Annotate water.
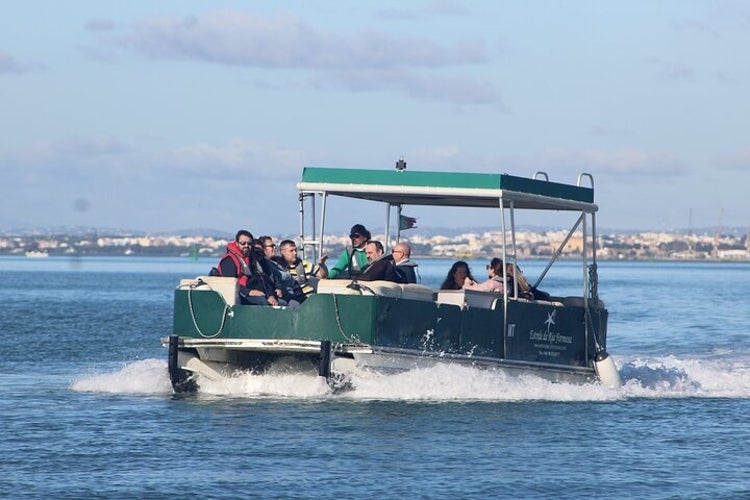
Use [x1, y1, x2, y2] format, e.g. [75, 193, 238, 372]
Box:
[2, 256, 749, 498]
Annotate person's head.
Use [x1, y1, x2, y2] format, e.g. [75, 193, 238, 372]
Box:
[507, 262, 530, 291]
[349, 224, 371, 249]
[279, 239, 298, 265]
[391, 242, 411, 262]
[365, 240, 384, 262]
[235, 230, 254, 256]
[450, 260, 473, 283]
[486, 257, 504, 278]
[258, 236, 276, 258]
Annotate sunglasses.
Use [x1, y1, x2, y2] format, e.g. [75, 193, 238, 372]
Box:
[350, 234, 363, 239]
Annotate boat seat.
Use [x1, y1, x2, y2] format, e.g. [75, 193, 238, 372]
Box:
[178, 276, 238, 306]
[316, 279, 402, 298]
[436, 289, 503, 310]
[399, 283, 435, 302]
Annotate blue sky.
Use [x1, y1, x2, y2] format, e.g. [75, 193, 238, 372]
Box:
[2, 1, 748, 235]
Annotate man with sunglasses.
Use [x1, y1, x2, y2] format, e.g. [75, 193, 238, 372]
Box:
[216, 230, 279, 306]
[328, 224, 371, 279]
[390, 242, 418, 283]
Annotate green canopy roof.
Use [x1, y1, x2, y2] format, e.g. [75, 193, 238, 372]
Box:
[297, 167, 597, 212]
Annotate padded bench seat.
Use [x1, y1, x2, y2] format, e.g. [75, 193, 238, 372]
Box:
[178, 276, 238, 306]
[316, 279, 435, 302]
[436, 289, 502, 310]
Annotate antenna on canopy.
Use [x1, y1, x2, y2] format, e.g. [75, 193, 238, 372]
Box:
[395, 156, 407, 172]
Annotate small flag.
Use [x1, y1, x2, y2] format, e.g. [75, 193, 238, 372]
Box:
[399, 215, 417, 230]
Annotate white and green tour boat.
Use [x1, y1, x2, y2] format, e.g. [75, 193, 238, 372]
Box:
[166, 164, 622, 392]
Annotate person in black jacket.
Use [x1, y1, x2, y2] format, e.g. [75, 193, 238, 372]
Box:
[357, 240, 400, 282]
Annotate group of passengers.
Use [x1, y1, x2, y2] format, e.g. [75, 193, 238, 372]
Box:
[440, 258, 536, 299]
[328, 224, 418, 284]
[213, 230, 325, 306]
[214, 223, 419, 306]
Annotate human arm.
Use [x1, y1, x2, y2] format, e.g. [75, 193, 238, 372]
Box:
[327, 250, 350, 279]
[464, 278, 504, 292]
[219, 256, 238, 277]
[312, 255, 329, 278]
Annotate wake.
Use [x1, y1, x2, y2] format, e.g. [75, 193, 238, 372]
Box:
[70, 351, 750, 401]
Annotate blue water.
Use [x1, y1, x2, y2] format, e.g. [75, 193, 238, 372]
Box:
[2, 256, 749, 499]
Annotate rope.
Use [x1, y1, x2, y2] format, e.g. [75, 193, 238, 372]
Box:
[186, 279, 231, 339]
[331, 284, 361, 344]
[585, 263, 605, 353]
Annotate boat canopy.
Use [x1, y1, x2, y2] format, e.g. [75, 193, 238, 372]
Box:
[297, 167, 597, 212]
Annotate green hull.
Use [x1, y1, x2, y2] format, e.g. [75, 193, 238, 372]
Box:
[171, 284, 607, 384]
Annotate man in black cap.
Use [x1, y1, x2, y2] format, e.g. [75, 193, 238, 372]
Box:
[328, 223, 371, 279]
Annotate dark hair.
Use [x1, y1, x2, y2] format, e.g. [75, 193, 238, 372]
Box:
[279, 239, 296, 250]
[258, 236, 273, 246]
[349, 223, 371, 240]
[488, 257, 504, 275]
[440, 260, 474, 290]
[235, 229, 253, 242]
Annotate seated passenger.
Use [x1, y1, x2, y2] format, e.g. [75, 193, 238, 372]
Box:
[464, 257, 506, 293]
[390, 242, 419, 283]
[506, 262, 544, 300]
[440, 260, 477, 290]
[358, 240, 400, 282]
[257, 236, 286, 301]
[215, 230, 279, 306]
[328, 224, 370, 279]
[267, 259, 306, 307]
[272, 240, 328, 298]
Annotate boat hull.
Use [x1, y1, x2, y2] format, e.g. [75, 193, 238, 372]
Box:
[167, 279, 611, 391]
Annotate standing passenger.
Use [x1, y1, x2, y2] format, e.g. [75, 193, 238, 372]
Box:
[328, 224, 370, 279]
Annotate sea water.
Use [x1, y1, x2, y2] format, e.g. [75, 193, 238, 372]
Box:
[1, 256, 749, 499]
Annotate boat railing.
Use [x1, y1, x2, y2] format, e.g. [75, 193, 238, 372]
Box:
[577, 172, 594, 188]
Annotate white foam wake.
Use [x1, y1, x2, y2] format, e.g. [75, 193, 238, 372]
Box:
[70, 359, 173, 395]
[617, 353, 750, 399]
[69, 353, 750, 401]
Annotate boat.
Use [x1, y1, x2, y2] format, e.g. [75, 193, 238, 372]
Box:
[25, 250, 49, 258]
[165, 163, 622, 392]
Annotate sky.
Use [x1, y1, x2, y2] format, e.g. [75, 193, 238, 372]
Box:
[2, 1, 749, 235]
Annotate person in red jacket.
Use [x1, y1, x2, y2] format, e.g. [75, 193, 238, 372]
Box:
[217, 230, 278, 306]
